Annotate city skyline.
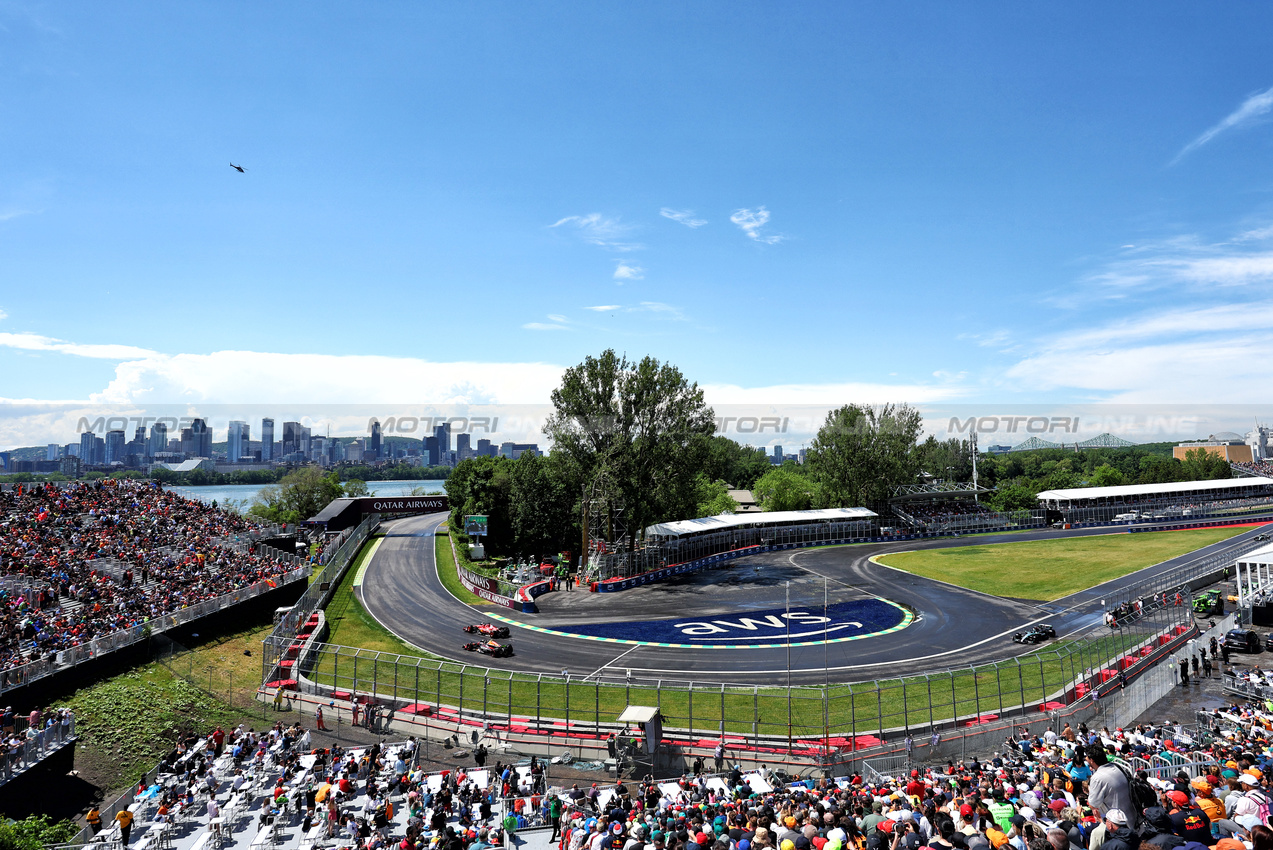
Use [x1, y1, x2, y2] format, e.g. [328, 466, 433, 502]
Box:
[2, 4, 1273, 425]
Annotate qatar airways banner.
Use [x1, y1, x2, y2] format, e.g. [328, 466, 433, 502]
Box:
[355, 496, 448, 515]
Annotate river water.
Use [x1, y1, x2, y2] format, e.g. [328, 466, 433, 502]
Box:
[169, 479, 446, 508]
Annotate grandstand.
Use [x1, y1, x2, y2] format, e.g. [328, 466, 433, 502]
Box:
[0, 479, 300, 689]
[888, 482, 1010, 532]
[644, 507, 877, 552]
[1233, 459, 1273, 478]
[1036, 476, 1273, 524]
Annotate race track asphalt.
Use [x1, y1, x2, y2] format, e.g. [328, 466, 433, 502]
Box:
[357, 513, 1271, 687]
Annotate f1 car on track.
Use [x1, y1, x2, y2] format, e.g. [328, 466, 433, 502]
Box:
[463, 623, 511, 639]
[1012, 624, 1056, 644]
[463, 640, 514, 657]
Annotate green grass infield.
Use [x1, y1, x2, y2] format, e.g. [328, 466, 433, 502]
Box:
[875, 526, 1245, 601]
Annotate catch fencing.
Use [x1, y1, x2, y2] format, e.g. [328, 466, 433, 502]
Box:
[263, 591, 1197, 767]
[265, 515, 380, 645]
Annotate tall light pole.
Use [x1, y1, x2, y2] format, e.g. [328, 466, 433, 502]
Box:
[823, 576, 829, 757]
[786, 581, 792, 754]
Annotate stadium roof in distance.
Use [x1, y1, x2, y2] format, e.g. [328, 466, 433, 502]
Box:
[1036, 476, 1273, 504]
[646, 507, 877, 539]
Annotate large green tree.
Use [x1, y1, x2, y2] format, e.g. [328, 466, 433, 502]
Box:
[693, 475, 738, 518]
[806, 403, 924, 508]
[701, 436, 772, 489]
[249, 468, 346, 525]
[545, 350, 716, 546]
[752, 466, 816, 511]
[445, 456, 514, 554]
[509, 453, 576, 558]
[915, 436, 975, 482]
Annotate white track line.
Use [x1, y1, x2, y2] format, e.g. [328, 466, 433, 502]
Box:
[582, 644, 644, 681]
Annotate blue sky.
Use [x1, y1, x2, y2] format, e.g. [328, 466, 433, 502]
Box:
[3, 2, 1273, 444]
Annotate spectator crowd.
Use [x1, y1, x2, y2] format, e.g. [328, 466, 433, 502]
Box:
[542, 710, 1273, 850]
[0, 479, 295, 674]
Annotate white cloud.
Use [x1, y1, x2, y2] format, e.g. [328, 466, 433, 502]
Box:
[729, 207, 783, 244]
[1237, 224, 1273, 242]
[0, 331, 159, 360]
[636, 301, 684, 320]
[613, 262, 644, 281]
[522, 322, 569, 332]
[547, 314, 568, 323]
[1003, 301, 1273, 402]
[0, 309, 7, 321]
[550, 213, 642, 251]
[0, 210, 35, 223]
[659, 207, 707, 228]
[92, 350, 567, 405]
[579, 302, 686, 320]
[1073, 227, 1273, 298]
[958, 329, 1015, 350]
[703, 379, 965, 405]
[1174, 84, 1273, 164]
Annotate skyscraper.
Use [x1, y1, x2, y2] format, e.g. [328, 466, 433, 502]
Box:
[434, 423, 451, 466]
[370, 419, 382, 460]
[104, 430, 127, 464]
[228, 421, 249, 462]
[149, 422, 168, 457]
[190, 418, 212, 458]
[424, 435, 439, 466]
[456, 433, 470, 461]
[282, 421, 302, 457]
[261, 418, 274, 461]
[46, 444, 60, 461]
[81, 431, 101, 464]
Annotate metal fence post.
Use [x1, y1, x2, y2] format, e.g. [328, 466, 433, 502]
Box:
[688, 682, 694, 742]
[876, 684, 883, 738]
[919, 673, 931, 729]
[1017, 658, 1025, 715]
[971, 666, 980, 717]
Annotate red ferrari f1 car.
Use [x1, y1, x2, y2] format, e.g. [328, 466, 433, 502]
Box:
[463, 623, 511, 639]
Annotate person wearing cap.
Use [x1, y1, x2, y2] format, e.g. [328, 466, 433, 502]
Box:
[1162, 791, 1211, 846]
[1096, 809, 1134, 850]
[1191, 779, 1224, 827]
[1232, 776, 1268, 830]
